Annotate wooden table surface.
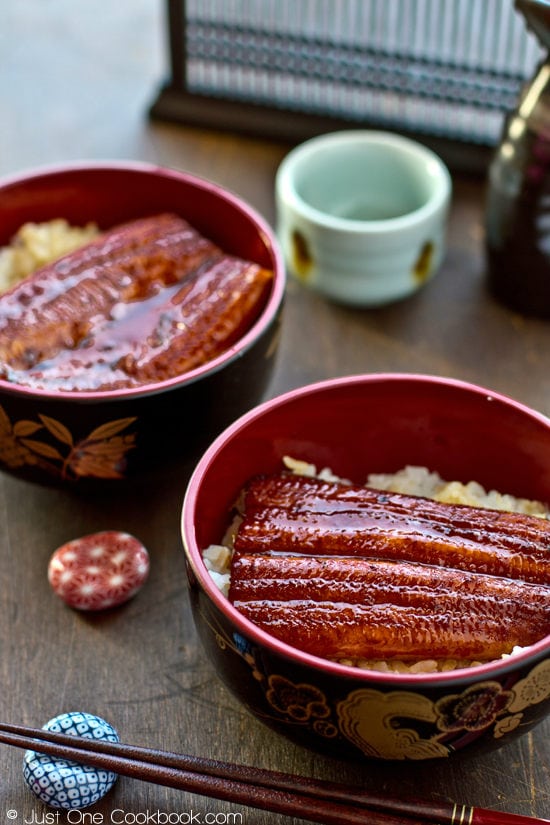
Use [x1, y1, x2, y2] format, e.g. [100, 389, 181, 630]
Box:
[1, 2, 549, 823]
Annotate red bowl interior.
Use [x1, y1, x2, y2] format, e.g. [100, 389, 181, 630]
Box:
[182, 373, 550, 680]
[0, 161, 285, 400]
[187, 373, 550, 547]
[0, 161, 275, 265]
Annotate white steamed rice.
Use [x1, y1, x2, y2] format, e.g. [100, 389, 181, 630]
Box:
[0, 219, 99, 293]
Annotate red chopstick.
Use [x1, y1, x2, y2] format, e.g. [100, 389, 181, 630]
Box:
[0, 723, 547, 825]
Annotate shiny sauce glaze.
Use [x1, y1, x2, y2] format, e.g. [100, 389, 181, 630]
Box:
[229, 472, 550, 662]
[0, 213, 273, 391]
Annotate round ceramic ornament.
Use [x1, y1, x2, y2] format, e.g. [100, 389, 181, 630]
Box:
[23, 711, 119, 809]
[48, 530, 149, 610]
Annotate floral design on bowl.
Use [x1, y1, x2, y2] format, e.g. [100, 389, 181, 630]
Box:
[0, 406, 137, 480]
[0, 161, 285, 485]
[199, 595, 550, 760]
[183, 374, 550, 761]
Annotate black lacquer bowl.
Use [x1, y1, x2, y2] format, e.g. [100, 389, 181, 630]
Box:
[0, 162, 285, 485]
[182, 373, 550, 761]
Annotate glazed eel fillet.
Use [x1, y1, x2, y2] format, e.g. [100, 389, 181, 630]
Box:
[0, 213, 273, 391]
[230, 472, 550, 661]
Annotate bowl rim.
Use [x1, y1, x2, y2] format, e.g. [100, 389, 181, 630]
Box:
[275, 130, 452, 234]
[181, 372, 550, 687]
[0, 159, 285, 402]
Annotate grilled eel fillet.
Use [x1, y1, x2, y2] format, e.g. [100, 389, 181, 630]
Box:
[230, 553, 550, 660]
[229, 472, 550, 661]
[235, 473, 550, 584]
[0, 213, 273, 391]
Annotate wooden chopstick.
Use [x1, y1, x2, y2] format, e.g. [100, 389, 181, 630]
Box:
[0, 723, 548, 825]
[0, 724, 416, 825]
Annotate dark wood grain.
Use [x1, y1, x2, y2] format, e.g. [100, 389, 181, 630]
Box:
[0, 3, 549, 824]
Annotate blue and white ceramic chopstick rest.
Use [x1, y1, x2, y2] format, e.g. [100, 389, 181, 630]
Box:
[23, 711, 119, 809]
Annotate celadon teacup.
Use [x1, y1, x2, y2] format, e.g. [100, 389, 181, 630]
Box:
[275, 130, 452, 306]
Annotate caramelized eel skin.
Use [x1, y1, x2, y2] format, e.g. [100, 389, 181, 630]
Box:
[0, 213, 273, 391]
[235, 473, 550, 584]
[230, 552, 550, 660]
[229, 473, 550, 661]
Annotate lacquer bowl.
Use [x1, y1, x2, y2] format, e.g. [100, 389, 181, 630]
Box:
[0, 162, 285, 485]
[181, 373, 550, 761]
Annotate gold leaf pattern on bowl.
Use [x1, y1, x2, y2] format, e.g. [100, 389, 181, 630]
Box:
[0, 405, 137, 480]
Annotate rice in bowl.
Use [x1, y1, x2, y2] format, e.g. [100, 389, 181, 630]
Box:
[0, 219, 99, 293]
